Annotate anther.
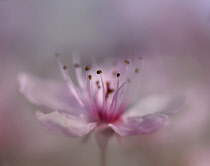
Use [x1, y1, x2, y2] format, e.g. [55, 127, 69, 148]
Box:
[117, 73, 120, 77]
[97, 70, 102, 74]
[105, 82, 115, 99]
[108, 89, 114, 94]
[88, 75, 92, 80]
[74, 64, 80, 68]
[135, 68, 140, 73]
[125, 60, 130, 64]
[85, 66, 91, 71]
[63, 65, 68, 70]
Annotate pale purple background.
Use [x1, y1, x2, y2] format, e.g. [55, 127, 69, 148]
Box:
[0, 0, 210, 166]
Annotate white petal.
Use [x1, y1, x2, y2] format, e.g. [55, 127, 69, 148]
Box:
[18, 73, 84, 115]
[109, 114, 169, 136]
[36, 111, 96, 138]
[124, 95, 185, 118]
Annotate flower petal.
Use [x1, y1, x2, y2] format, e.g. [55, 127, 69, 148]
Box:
[108, 114, 168, 136]
[124, 95, 185, 117]
[36, 111, 96, 138]
[18, 73, 84, 115]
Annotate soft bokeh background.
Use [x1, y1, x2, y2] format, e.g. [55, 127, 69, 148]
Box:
[0, 0, 210, 166]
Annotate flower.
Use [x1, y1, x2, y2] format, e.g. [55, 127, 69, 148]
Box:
[18, 55, 184, 147]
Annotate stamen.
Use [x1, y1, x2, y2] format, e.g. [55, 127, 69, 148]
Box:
[109, 82, 126, 115]
[56, 56, 84, 106]
[85, 66, 91, 71]
[108, 72, 120, 114]
[72, 54, 84, 88]
[96, 81, 101, 89]
[97, 70, 102, 74]
[124, 60, 130, 64]
[124, 59, 130, 73]
[98, 72, 106, 111]
[105, 82, 114, 99]
[135, 68, 140, 73]
[117, 73, 120, 77]
[63, 65, 68, 70]
[88, 75, 92, 80]
[86, 71, 99, 121]
[108, 89, 114, 94]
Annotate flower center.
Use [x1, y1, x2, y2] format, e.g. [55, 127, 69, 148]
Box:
[85, 68, 126, 123]
[56, 54, 142, 123]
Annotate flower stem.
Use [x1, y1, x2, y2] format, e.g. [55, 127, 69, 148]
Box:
[100, 147, 107, 166]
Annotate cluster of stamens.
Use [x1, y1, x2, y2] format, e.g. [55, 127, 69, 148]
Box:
[65, 58, 140, 103]
[56, 53, 142, 123]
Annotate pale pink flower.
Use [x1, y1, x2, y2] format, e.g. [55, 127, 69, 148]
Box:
[18, 55, 183, 147]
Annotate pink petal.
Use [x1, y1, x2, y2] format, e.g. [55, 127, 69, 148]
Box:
[18, 73, 84, 115]
[108, 114, 169, 136]
[36, 111, 96, 138]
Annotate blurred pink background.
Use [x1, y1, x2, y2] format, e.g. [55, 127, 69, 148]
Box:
[0, 0, 210, 166]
